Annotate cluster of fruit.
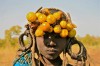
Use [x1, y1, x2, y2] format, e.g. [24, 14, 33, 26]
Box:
[26, 8, 77, 38]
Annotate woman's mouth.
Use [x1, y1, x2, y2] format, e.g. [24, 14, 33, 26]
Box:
[47, 48, 58, 54]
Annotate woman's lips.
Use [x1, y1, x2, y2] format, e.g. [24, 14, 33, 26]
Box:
[47, 48, 58, 54]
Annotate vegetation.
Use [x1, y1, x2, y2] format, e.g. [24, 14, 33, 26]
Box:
[0, 25, 21, 47]
[76, 34, 100, 46]
[0, 25, 100, 48]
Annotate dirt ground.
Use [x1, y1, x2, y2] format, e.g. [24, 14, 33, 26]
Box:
[0, 45, 100, 66]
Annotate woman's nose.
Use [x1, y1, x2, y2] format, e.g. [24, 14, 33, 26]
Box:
[49, 41, 56, 46]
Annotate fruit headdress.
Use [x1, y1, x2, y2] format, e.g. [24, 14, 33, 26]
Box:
[26, 7, 77, 38]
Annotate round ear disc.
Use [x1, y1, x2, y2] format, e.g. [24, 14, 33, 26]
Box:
[19, 29, 33, 51]
[67, 38, 87, 61]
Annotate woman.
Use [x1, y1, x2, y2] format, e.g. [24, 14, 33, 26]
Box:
[35, 32, 69, 66]
[13, 7, 87, 66]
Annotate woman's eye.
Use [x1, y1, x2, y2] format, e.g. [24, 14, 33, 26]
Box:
[54, 35, 61, 38]
[44, 35, 49, 39]
[44, 40, 48, 44]
[44, 39, 51, 45]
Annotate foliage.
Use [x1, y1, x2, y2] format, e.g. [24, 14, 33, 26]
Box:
[0, 25, 22, 47]
[76, 34, 100, 46]
[0, 25, 100, 48]
[0, 39, 5, 47]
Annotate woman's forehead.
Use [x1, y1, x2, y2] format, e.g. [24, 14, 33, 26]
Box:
[44, 32, 61, 38]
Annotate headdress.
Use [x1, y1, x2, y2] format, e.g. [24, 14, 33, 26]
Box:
[26, 7, 77, 38]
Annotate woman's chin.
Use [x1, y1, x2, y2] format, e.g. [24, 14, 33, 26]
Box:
[45, 54, 58, 60]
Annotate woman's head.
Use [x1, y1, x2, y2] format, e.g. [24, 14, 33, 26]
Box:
[27, 7, 77, 60]
[36, 33, 68, 60]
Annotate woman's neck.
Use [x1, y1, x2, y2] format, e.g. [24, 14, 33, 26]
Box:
[40, 55, 62, 66]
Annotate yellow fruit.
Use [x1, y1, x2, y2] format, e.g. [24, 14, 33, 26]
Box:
[48, 26, 53, 33]
[47, 14, 56, 24]
[35, 29, 44, 37]
[42, 8, 50, 15]
[53, 11, 62, 20]
[36, 12, 42, 17]
[60, 29, 68, 38]
[58, 11, 63, 14]
[26, 12, 37, 22]
[38, 14, 47, 23]
[66, 23, 74, 31]
[38, 22, 50, 31]
[54, 25, 61, 33]
[60, 20, 67, 28]
[68, 29, 76, 37]
[72, 23, 77, 28]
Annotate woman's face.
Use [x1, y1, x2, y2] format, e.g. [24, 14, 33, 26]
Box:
[36, 33, 67, 60]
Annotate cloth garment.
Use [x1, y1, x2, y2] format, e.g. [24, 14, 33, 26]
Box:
[13, 50, 32, 66]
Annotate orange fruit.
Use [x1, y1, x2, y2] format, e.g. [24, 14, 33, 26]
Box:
[60, 29, 68, 38]
[38, 22, 50, 31]
[38, 14, 47, 23]
[26, 12, 37, 22]
[60, 20, 67, 28]
[58, 11, 63, 14]
[53, 11, 62, 20]
[72, 23, 77, 28]
[36, 12, 42, 17]
[68, 29, 76, 37]
[54, 25, 61, 33]
[66, 23, 74, 31]
[42, 8, 50, 15]
[35, 29, 44, 37]
[47, 14, 56, 24]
